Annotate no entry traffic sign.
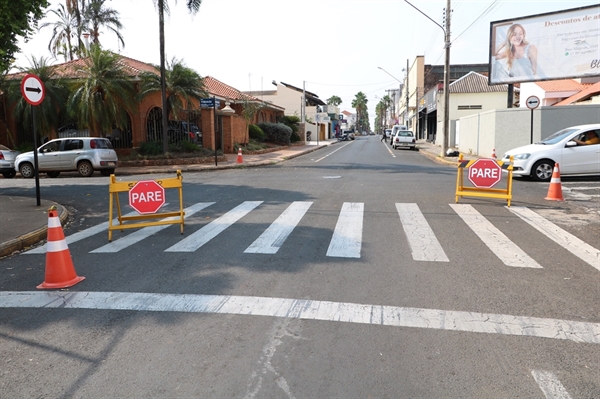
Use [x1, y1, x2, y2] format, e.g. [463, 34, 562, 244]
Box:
[129, 180, 166, 214]
[468, 158, 502, 188]
[20, 74, 45, 106]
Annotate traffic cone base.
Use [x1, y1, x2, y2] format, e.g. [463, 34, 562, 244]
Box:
[545, 163, 564, 201]
[38, 207, 85, 289]
[236, 148, 243, 164]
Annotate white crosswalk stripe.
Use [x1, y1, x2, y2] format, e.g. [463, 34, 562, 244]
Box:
[509, 206, 600, 271]
[396, 203, 449, 262]
[90, 202, 215, 253]
[326, 202, 364, 258]
[531, 370, 573, 399]
[23, 210, 141, 254]
[450, 204, 543, 268]
[244, 201, 313, 254]
[164, 201, 263, 253]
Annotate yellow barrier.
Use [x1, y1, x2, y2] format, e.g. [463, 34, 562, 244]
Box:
[107, 170, 185, 241]
[455, 155, 514, 206]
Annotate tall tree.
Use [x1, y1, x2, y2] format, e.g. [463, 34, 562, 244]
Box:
[65, 0, 87, 56]
[0, 0, 49, 75]
[85, 0, 124, 48]
[39, 3, 78, 61]
[154, 0, 204, 153]
[138, 57, 207, 121]
[67, 45, 136, 136]
[326, 95, 342, 106]
[351, 91, 368, 132]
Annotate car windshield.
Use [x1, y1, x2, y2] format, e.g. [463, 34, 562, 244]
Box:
[539, 128, 579, 145]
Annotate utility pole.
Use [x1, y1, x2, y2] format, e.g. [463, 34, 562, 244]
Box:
[441, 0, 451, 157]
[405, 59, 409, 128]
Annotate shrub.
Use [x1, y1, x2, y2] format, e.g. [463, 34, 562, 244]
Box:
[171, 140, 201, 153]
[249, 124, 266, 141]
[257, 122, 292, 144]
[279, 115, 300, 135]
[138, 141, 163, 156]
[15, 142, 34, 152]
[290, 132, 301, 142]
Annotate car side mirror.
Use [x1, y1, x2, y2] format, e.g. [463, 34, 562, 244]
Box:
[566, 140, 577, 147]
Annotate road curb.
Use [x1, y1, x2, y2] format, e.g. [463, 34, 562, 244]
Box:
[0, 204, 68, 258]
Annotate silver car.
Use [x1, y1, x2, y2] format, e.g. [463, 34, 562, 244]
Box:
[14, 137, 118, 178]
[0, 145, 20, 178]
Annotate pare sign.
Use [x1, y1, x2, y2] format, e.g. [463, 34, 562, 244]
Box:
[468, 159, 502, 188]
[128, 180, 166, 214]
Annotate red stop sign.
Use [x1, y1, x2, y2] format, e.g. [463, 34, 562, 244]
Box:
[129, 180, 165, 214]
[468, 159, 502, 188]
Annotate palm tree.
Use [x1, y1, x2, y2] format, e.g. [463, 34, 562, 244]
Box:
[85, 0, 125, 48]
[3, 56, 69, 143]
[138, 57, 208, 120]
[154, 0, 204, 153]
[67, 45, 136, 137]
[326, 95, 342, 106]
[65, 0, 88, 58]
[39, 3, 78, 62]
[351, 91, 368, 132]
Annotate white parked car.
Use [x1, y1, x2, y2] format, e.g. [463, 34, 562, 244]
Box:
[502, 124, 600, 181]
[14, 137, 118, 178]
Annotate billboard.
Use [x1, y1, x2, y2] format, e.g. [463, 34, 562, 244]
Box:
[489, 5, 600, 85]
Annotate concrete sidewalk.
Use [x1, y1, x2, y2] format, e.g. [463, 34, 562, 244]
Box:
[0, 137, 473, 258]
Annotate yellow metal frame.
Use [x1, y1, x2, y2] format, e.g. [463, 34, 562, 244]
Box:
[107, 170, 185, 241]
[455, 155, 514, 206]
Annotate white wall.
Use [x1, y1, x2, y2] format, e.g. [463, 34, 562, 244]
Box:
[457, 104, 600, 157]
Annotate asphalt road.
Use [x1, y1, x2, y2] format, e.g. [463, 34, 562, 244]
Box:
[1, 135, 599, 398]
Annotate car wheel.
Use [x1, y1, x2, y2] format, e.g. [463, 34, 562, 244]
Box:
[100, 169, 115, 177]
[19, 163, 35, 178]
[2, 171, 16, 178]
[531, 159, 554, 182]
[47, 171, 61, 178]
[78, 161, 94, 177]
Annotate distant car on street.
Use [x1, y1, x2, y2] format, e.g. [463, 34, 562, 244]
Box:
[503, 124, 600, 181]
[392, 130, 416, 150]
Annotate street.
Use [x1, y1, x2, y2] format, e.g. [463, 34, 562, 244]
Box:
[1, 135, 599, 398]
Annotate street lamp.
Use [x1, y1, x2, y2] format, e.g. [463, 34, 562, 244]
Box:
[404, 0, 451, 157]
[377, 66, 402, 126]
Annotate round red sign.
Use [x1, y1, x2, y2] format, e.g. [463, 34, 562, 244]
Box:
[128, 180, 165, 214]
[468, 159, 502, 188]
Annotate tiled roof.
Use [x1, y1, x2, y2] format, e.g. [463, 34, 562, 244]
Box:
[536, 79, 591, 92]
[553, 81, 600, 106]
[342, 110, 354, 115]
[204, 76, 284, 110]
[5, 53, 158, 80]
[450, 71, 508, 93]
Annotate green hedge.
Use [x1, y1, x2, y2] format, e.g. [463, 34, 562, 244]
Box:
[257, 122, 292, 144]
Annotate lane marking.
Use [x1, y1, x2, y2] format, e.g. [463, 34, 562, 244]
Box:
[245, 201, 313, 254]
[396, 203, 449, 262]
[165, 201, 263, 252]
[1, 291, 598, 344]
[24, 210, 141, 254]
[450, 204, 542, 268]
[508, 206, 600, 271]
[531, 370, 573, 399]
[326, 202, 363, 258]
[382, 140, 396, 158]
[91, 202, 215, 253]
[313, 142, 353, 163]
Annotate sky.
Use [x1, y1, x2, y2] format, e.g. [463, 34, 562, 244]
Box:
[13, 0, 599, 128]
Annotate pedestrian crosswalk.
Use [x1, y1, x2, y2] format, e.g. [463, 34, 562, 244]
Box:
[22, 201, 600, 271]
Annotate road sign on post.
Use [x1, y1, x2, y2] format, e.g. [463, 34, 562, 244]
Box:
[468, 158, 502, 188]
[21, 74, 45, 106]
[129, 180, 166, 214]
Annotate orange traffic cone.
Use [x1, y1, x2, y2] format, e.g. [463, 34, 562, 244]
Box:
[37, 206, 85, 289]
[491, 148, 497, 160]
[545, 163, 564, 201]
[236, 148, 243, 164]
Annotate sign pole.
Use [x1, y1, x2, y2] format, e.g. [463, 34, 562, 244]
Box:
[21, 73, 45, 206]
[32, 106, 41, 206]
[530, 108, 534, 144]
[213, 96, 217, 166]
[525, 95, 540, 144]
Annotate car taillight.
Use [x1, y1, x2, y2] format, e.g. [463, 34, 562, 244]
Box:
[0, 153, 4, 160]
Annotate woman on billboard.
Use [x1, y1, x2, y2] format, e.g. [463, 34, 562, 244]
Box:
[494, 24, 538, 80]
